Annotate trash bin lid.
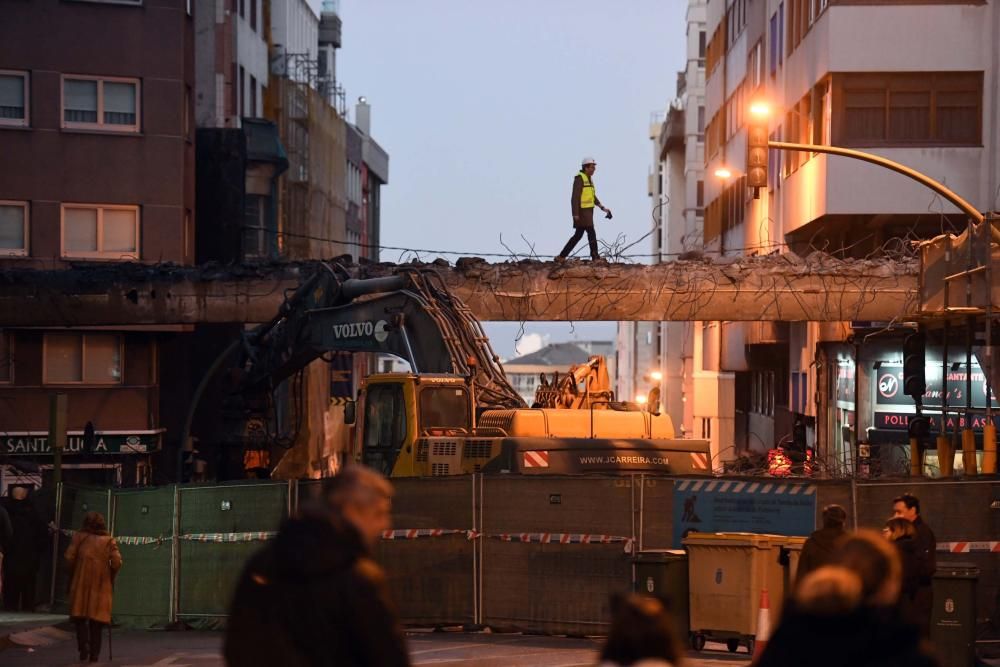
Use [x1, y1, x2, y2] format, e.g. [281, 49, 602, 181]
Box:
[682, 532, 781, 548]
[634, 549, 687, 563]
[934, 561, 980, 579]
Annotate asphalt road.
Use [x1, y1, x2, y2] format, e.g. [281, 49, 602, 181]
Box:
[1, 627, 752, 666]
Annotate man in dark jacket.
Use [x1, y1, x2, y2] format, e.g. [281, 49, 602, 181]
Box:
[2, 486, 48, 611]
[224, 466, 409, 667]
[556, 157, 612, 261]
[893, 492, 936, 637]
[795, 504, 848, 587]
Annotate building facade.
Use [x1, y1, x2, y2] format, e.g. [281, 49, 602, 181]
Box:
[0, 0, 195, 486]
[619, 0, 707, 437]
[697, 0, 999, 470]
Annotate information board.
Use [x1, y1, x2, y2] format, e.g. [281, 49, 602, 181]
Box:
[672, 478, 816, 546]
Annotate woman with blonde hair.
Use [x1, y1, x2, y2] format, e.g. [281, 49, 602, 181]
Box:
[66, 511, 122, 663]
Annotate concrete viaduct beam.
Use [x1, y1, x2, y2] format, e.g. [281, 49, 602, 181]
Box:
[0, 254, 918, 325]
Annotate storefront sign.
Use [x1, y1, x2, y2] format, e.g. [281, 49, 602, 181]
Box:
[672, 478, 816, 547]
[875, 361, 995, 409]
[874, 411, 999, 433]
[1, 431, 162, 455]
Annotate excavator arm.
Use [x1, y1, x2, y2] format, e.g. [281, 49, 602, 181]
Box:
[231, 262, 524, 409]
[533, 355, 616, 409]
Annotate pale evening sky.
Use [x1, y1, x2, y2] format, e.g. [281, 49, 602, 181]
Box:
[338, 0, 688, 358]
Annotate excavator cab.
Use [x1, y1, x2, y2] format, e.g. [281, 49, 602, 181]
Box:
[357, 374, 475, 477]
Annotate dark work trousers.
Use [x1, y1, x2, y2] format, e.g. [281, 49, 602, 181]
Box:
[558, 226, 599, 259]
[74, 617, 105, 661]
[2, 569, 37, 611]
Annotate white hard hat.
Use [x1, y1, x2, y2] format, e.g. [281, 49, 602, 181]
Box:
[581, 156, 596, 166]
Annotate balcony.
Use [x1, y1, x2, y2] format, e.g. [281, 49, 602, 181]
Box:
[659, 107, 685, 156]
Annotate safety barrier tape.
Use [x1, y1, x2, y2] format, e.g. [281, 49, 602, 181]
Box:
[380, 528, 476, 540]
[180, 532, 277, 543]
[937, 541, 1000, 553]
[60, 526, 635, 549]
[60, 528, 276, 545]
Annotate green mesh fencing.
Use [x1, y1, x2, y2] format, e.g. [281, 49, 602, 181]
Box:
[110, 486, 175, 628]
[176, 483, 289, 622]
[54, 485, 113, 612]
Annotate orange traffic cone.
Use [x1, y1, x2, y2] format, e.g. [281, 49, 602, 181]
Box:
[753, 588, 771, 661]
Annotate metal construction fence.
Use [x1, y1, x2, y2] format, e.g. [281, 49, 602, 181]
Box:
[48, 475, 1000, 634]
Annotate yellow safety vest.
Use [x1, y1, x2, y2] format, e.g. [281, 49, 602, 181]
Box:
[578, 171, 596, 209]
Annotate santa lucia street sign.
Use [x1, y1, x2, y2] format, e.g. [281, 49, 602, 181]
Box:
[2, 430, 164, 455]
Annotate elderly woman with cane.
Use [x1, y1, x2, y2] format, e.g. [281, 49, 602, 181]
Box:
[66, 511, 122, 663]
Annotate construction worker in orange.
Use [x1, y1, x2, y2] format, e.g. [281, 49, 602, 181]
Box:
[65, 511, 123, 663]
[557, 157, 613, 262]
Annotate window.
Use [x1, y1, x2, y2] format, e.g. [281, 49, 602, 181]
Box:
[238, 66, 245, 117]
[62, 76, 139, 132]
[697, 105, 705, 134]
[419, 387, 470, 431]
[835, 72, 982, 146]
[696, 180, 705, 208]
[751, 370, 776, 416]
[769, 13, 778, 77]
[748, 40, 763, 90]
[0, 201, 28, 256]
[61, 204, 139, 259]
[698, 31, 706, 60]
[243, 195, 267, 258]
[239, 0, 245, 18]
[249, 75, 257, 117]
[0, 71, 28, 127]
[0, 331, 11, 383]
[778, 3, 784, 65]
[250, 0, 257, 31]
[362, 383, 407, 475]
[44, 333, 122, 385]
[701, 417, 712, 440]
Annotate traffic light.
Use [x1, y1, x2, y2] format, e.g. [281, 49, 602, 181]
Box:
[747, 102, 770, 197]
[908, 415, 930, 439]
[903, 332, 926, 400]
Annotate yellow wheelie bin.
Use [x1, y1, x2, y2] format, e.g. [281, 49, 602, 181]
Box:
[683, 532, 791, 656]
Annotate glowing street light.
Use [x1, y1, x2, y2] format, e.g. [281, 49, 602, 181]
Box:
[635, 394, 648, 405]
[714, 166, 733, 180]
[649, 370, 663, 382]
[749, 101, 771, 118]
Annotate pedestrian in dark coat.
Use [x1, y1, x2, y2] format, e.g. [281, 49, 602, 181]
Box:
[893, 493, 936, 637]
[224, 466, 409, 667]
[794, 504, 848, 587]
[884, 517, 921, 627]
[556, 157, 612, 261]
[2, 485, 48, 611]
[757, 531, 939, 667]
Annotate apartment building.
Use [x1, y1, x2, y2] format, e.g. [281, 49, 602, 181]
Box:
[619, 0, 707, 436]
[699, 0, 998, 468]
[0, 0, 195, 486]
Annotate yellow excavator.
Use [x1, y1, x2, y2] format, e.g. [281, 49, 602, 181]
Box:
[223, 263, 710, 477]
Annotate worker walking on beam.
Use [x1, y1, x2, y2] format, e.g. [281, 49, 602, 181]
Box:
[557, 157, 613, 262]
